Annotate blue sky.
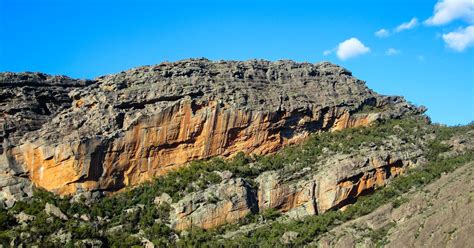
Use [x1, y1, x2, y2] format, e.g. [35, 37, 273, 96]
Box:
[0, 0, 473, 125]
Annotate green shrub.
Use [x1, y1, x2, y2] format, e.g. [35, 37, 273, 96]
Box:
[261, 208, 281, 221]
[0, 209, 15, 231]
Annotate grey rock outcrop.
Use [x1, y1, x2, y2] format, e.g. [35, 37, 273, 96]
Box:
[280, 231, 300, 244]
[0, 59, 425, 205]
[14, 212, 35, 224]
[44, 203, 68, 220]
[0, 72, 92, 207]
[154, 193, 172, 206]
[170, 177, 257, 230]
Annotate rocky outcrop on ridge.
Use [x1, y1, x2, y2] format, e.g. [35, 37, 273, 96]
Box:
[0, 59, 425, 207]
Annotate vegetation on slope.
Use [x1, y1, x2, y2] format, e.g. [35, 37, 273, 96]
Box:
[0, 117, 472, 247]
[179, 152, 473, 247]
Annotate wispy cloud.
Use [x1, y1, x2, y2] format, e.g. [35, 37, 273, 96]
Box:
[396, 18, 419, 32]
[335, 38, 370, 60]
[442, 25, 474, 51]
[385, 48, 400, 56]
[375, 29, 390, 38]
[323, 48, 335, 56]
[425, 0, 474, 26]
[375, 18, 418, 37]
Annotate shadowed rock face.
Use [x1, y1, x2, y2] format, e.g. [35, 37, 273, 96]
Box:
[0, 59, 424, 202]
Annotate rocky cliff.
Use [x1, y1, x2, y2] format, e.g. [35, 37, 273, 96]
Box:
[0, 59, 424, 206]
[169, 124, 425, 230]
[315, 160, 474, 248]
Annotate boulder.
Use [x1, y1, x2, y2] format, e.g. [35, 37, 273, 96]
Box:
[154, 193, 172, 206]
[44, 203, 68, 220]
[80, 214, 90, 222]
[280, 231, 299, 244]
[14, 212, 35, 224]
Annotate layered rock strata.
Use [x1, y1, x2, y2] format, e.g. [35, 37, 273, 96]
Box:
[0, 59, 424, 205]
[0, 72, 93, 207]
[314, 160, 474, 248]
[169, 132, 424, 230]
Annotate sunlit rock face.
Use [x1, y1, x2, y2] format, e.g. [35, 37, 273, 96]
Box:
[0, 59, 424, 201]
[170, 145, 425, 230]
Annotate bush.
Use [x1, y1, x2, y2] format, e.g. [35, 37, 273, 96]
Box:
[0, 209, 15, 231]
[261, 208, 281, 221]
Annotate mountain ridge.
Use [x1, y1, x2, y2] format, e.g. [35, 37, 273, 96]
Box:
[0, 60, 472, 247]
[0, 59, 424, 204]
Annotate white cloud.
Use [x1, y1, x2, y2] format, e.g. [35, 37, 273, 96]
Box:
[385, 48, 400, 56]
[375, 29, 390, 38]
[425, 0, 474, 26]
[396, 18, 419, 32]
[336, 38, 370, 60]
[442, 25, 474, 51]
[323, 49, 334, 56]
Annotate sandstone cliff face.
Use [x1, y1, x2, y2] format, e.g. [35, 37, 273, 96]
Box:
[169, 131, 424, 230]
[314, 160, 474, 248]
[170, 177, 257, 230]
[0, 59, 424, 204]
[0, 73, 93, 207]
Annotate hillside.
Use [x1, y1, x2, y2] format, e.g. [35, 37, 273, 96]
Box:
[0, 59, 472, 247]
[1, 59, 422, 201]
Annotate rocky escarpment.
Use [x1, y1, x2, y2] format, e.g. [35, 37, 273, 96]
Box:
[315, 160, 474, 248]
[0, 59, 424, 206]
[169, 126, 425, 230]
[0, 73, 93, 207]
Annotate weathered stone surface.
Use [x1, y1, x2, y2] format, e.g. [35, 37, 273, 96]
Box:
[0, 175, 32, 208]
[314, 151, 417, 213]
[79, 214, 91, 222]
[313, 161, 474, 248]
[154, 192, 172, 206]
[256, 171, 317, 218]
[441, 130, 474, 158]
[49, 229, 72, 245]
[0, 59, 424, 203]
[14, 212, 35, 224]
[44, 203, 68, 220]
[168, 148, 424, 229]
[0, 72, 92, 206]
[280, 231, 299, 244]
[170, 177, 257, 230]
[258, 135, 423, 218]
